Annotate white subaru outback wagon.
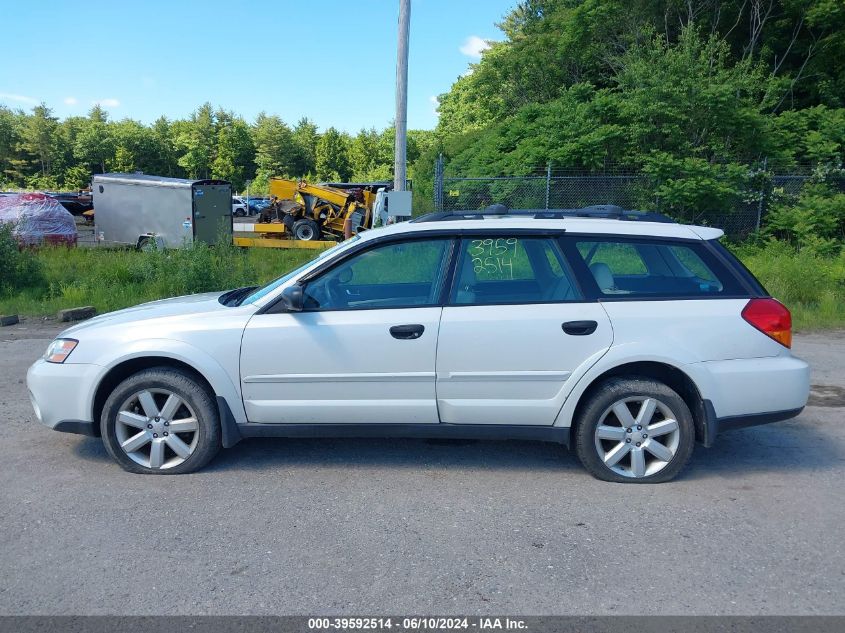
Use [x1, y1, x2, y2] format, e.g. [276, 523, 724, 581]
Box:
[27, 206, 810, 483]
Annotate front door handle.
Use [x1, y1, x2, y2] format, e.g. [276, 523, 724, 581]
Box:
[562, 320, 598, 336]
[390, 324, 425, 340]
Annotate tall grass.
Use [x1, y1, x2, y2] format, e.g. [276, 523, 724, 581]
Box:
[0, 241, 314, 316]
[1, 236, 843, 331]
[730, 241, 845, 331]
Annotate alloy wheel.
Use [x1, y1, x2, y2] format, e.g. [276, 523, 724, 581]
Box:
[593, 396, 681, 479]
[114, 389, 200, 470]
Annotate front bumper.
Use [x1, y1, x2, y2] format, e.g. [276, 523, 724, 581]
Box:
[27, 359, 101, 435]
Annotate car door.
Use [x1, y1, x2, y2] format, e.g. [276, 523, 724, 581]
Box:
[436, 233, 613, 426]
[240, 236, 454, 424]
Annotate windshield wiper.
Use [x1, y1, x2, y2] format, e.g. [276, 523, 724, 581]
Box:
[219, 286, 258, 307]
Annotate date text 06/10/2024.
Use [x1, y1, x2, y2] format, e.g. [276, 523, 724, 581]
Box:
[307, 617, 528, 630]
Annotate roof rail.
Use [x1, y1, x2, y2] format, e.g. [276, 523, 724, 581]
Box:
[412, 204, 675, 224]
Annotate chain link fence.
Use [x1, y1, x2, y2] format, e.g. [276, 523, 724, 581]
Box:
[432, 156, 824, 240]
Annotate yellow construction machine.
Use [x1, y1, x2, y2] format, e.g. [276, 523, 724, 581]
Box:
[232, 178, 386, 249]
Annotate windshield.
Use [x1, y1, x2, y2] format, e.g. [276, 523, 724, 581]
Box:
[239, 236, 361, 305]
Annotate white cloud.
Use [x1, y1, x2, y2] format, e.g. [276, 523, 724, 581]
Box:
[429, 95, 439, 117]
[92, 98, 120, 108]
[459, 35, 490, 59]
[0, 92, 37, 105]
[64, 96, 78, 106]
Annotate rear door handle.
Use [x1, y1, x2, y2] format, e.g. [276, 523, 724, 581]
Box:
[562, 320, 598, 336]
[390, 324, 425, 340]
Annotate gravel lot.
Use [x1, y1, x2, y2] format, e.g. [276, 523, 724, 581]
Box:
[1, 320, 843, 615]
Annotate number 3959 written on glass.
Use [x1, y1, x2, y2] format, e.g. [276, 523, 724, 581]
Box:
[469, 238, 517, 279]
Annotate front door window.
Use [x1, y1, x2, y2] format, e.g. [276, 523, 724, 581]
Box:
[303, 239, 452, 310]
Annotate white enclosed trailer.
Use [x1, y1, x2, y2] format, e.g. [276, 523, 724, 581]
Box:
[92, 174, 232, 248]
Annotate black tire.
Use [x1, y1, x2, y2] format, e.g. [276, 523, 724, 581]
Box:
[574, 377, 695, 483]
[137, 236, 154, 251]
[292, 218, 320, 241]
[100, 367, 221, 475]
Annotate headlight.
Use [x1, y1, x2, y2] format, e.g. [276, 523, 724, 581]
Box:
[44, 339, 78, 363]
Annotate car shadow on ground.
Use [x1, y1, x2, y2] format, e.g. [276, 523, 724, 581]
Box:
[207, 437, 581, 475]
[684, 412, 843, 480]
[71, 413, 842, 480]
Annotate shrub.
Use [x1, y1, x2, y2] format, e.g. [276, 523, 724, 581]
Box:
[764, 176, 845, 256]
[731, 240, 845, 329]
[0, 238, 315, 317]
[0, 223, 45, 296]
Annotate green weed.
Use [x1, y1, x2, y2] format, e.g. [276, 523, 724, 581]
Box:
[1, 238, 843, 332]
[0, 241, 314, 317]
[730, 240, 845, 331]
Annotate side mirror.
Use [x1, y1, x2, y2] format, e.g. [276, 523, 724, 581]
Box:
[279, 285, 304, 312]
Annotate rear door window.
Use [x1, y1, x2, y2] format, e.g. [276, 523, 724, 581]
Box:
[572, 238, 742, 297]
[450, 236, 582, 305]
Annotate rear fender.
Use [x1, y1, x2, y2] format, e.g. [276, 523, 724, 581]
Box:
[554, 343, 704, 428]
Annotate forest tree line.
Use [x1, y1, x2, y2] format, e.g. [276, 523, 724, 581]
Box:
[0, 102, 435, 194]
[2, 0, 845, 251]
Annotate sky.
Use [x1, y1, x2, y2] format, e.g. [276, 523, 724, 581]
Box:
[0, 0, 516, 132]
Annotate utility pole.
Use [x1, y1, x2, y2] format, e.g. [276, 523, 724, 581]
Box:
[393, 0, 411, 192]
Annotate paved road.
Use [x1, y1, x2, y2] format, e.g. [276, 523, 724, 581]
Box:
[1, 321, 843, 615]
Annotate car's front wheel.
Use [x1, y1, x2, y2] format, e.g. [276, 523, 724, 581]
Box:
[100, 367, 221, 474]
[574, 377, 694, 483]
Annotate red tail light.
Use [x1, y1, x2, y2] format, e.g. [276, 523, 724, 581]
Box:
[741, 298, 792, 348]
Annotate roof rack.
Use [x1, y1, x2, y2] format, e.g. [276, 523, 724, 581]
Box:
[412, 204, 675, 224]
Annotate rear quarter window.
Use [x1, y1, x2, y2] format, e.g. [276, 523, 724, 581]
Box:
[570, 237, 747, 298]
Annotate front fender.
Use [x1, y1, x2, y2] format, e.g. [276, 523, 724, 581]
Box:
[86, 338, 248, 425]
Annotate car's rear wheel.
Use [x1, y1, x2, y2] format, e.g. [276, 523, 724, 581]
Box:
[100, 368, 220, 474]
[574, 377, 694, 483]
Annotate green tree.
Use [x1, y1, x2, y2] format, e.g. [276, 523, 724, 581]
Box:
[22, 103, 60, 179]
[73, 107, 115, 174]
[315, 127, 351, 181]
[0, 107, 25, 185]
[435, 0, 845, 137]
[349, 127, 393, 181]
[176, 103, 216, 179]
[212, 118, 255, 191]
[612, 29, 771, 163]
[291, 117, 319, 177]
[111, 119, 163, 173]
[150, 116, 179, 177]
[252, 113, 299, 179]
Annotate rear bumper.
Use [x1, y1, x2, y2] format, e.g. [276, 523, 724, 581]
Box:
[688, 355, 810, 418]
[701, 401, 804, 447]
